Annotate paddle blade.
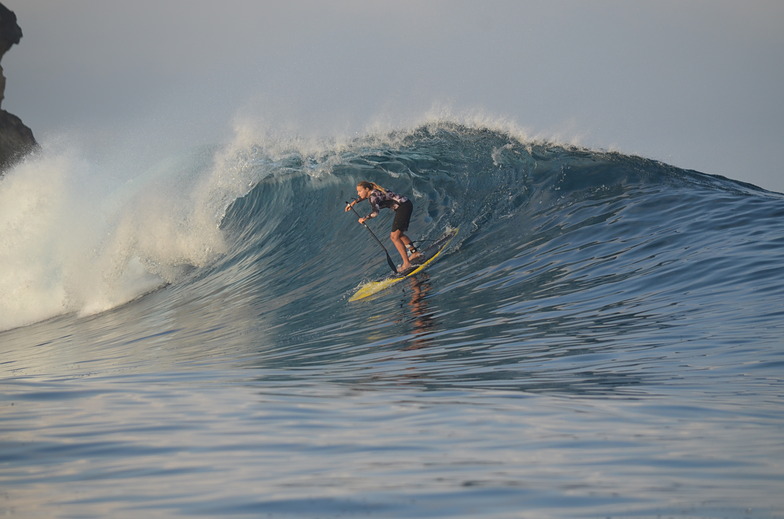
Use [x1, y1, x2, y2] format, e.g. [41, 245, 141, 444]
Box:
[385, 254, 397, 273]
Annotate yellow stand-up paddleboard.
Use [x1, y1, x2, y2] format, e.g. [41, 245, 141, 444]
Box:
[349, 228, 458, 301]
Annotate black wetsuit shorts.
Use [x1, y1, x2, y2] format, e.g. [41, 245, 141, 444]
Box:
[392, 200, 413, 232]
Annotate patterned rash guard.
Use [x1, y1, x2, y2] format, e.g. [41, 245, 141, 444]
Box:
[363, 189, 409, 219]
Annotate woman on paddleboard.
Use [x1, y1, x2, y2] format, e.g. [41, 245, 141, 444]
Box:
[345, 181, 422, 273]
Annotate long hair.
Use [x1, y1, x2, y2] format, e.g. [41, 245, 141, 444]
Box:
[357, 181, 386, 194]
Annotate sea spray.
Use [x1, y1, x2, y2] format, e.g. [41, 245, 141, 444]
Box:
[0, 139, 247, 330]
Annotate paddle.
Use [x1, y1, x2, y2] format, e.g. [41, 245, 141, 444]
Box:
[346, 201, 398, 273]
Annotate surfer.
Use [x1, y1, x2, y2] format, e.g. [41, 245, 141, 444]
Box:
[345, 181, 422, 272]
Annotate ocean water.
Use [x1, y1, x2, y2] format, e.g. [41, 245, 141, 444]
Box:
[1, 120, 783, 518]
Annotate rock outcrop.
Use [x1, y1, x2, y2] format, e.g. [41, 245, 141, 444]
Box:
[0, 3, 36, 172]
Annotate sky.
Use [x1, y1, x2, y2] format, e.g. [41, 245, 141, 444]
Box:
[3, 0, 783, 192]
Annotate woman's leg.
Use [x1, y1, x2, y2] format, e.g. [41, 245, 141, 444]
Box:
[390, 229, 411, 272]
[391, 200, 419, 271]
[400, 234, 421, 260]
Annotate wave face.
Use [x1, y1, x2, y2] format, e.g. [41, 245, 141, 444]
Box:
[188, 121, 784, 377]
[2, 121, 783, 518]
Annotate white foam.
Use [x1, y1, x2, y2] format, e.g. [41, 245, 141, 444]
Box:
[0, 136, 246, 331]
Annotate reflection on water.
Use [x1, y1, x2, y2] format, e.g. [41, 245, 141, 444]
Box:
[404, 275, 437, 350]
[2, 369, 782, 519]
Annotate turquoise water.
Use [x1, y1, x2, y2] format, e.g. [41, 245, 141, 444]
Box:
[2, 122, 783, 518]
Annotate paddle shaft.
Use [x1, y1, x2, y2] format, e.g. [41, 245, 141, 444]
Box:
[346, 202, 397, 273]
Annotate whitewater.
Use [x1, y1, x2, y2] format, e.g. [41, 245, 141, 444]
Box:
[1, 118, 783, 518]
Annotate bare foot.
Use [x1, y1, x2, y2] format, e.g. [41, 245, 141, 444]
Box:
[397, 263, 412, 273]
[409, 251, 422, 261]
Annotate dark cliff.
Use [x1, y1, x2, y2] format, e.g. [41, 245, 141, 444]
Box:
[0, 3, 36, 172]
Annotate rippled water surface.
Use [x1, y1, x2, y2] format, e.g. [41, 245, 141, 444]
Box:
[2, 123, 783, 518]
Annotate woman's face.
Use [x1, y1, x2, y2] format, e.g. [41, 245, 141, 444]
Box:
[356, 185, 371, 199]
